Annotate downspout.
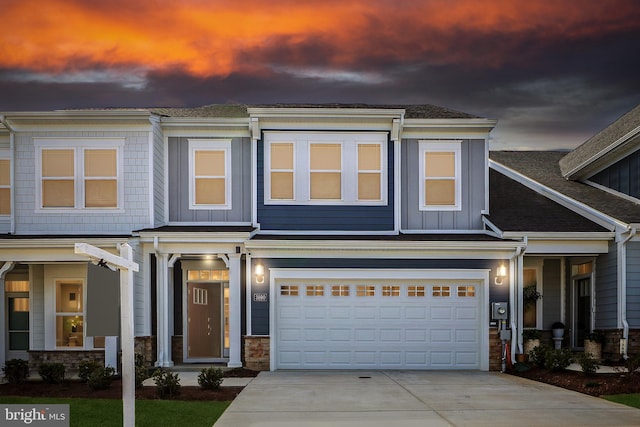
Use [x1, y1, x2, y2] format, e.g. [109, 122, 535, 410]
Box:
[618, 226, 637, 360]
[511, 236, 527, 362]
[0, 116, 15, 234]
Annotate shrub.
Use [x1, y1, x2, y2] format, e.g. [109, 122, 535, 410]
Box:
[38, 363, 66, 384]
[528, 344, 549, 367]
[577, 352, 600, 376]
[2, 359, 29, 384]
[625, 352, 640, 375]
[152, 369, 181, 398]
[87, 366, 116, 390]
[544, 348, 574, 371]
[198, 367, 224, 390]
[78, 360, 102, 383]
[135, 353, 150, 389]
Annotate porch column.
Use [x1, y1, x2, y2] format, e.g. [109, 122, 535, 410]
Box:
[228, 253, 242, 368]
[155, 253, 173, 367]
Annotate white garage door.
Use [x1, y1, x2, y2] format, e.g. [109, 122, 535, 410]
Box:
[275, 278, 483, 369]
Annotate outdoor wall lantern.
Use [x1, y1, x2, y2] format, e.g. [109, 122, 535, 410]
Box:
[495, 264, 507, 285]
[255, 263, 265, 284]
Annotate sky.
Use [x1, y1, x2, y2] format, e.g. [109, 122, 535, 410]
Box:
[1, 0, 639, 150]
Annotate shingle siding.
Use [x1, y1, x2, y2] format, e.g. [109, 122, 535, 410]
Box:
[595, 242, 618, 329]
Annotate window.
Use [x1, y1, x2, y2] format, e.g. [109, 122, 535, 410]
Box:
[408, 285, 425, 297]
[55, 280, 84, 348]
[306, 285, 324, 296]
[264, 132, 387, 205]
[331, 285, 350, 296]
[0, 158, 11, 215]
[35, 138, 123, 210]
[523, 268, 538, 328]
[382, 285, 400, 296]
[189, 140, 232, 210]
[280, 285, 299, 296]
[187, 269, 229, 281]
[457, 285, 476, 297]
[432, 285, 451, 297]
[356, 285, 375, 296]
[419, 141, 461, 210]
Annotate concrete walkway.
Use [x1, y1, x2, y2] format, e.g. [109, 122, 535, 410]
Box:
[213, 370, 640, 427]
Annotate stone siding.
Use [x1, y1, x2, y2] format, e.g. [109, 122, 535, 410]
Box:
[134, 336, 157, 368]
[489, 328, 503, 371]
[171, 335, 183, 365]
[29, 351, 105, 376]
[244, 336, 270, 371]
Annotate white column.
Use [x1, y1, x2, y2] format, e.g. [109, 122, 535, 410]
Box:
[104, 336, 118, 371]
[155, 253, 173, 367]
[120, 244, 136, 427]
[228, 253, 242, 367]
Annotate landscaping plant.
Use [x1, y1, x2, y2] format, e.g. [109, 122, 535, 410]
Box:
[577, 352, 600, 376]
[198, 367, 224, 390]
[544, 348, 574, 371]
[77, 360, 102, 383]
[2, 359, 29, 384]
[152, 369, 181, 398]
[38, 362, 66, 384]
[87, 366, 116, 390]
[135, 353, 150, 388]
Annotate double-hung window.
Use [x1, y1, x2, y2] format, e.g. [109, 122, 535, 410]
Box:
[264, 132, 387, 205]
[35, 138, 123, 210]
[419, 141, 461, 211]
[189, 139, 232, 210]
[0, 157, 11, 215]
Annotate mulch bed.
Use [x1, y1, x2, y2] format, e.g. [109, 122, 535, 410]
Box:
[0, 367, 259, 401]
[510, 365, 640, 396]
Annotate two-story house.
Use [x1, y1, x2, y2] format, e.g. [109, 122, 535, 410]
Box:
[0, 103, 624, 374]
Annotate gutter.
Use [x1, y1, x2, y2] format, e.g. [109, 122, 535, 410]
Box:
[618, 226, 637, 359]
[511, 236, 527, 361]
[0, 115, 15, 234]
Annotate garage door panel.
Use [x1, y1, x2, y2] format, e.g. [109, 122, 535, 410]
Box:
[276, 279, 482, 369]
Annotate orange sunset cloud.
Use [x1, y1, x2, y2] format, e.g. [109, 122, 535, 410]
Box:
[1, 0, 638, 78]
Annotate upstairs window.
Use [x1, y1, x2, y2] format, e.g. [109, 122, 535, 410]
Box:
[0, 158, 11, 215]
[36, 139, 123, 210]
[419, 141, 461, 211]
[189, 139, 232, 210]
[264, 132, 387, 205]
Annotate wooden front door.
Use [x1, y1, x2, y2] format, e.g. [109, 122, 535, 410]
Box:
[187, 283, 221, 359]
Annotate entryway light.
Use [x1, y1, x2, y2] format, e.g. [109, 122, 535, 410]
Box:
[255, 264, 265, 284]
[495, 265, 507, 285]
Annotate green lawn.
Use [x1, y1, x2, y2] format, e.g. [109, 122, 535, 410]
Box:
[603, 394, 640, 409]
[1, 397, 230, 427]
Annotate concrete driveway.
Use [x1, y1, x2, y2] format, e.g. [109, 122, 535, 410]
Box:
[213, 370, 640, 427]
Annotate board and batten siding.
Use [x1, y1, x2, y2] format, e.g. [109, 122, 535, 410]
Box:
[401, 139, 486, 231]
[595, 242, 618, 329]
[30, 265, 45, 350]
[590, 150, 640, 199]
[152, 120, 165, 227]
[167, 137, 252, 223]
[256, 139, 395, 232]
[14, 131, 151, 234]
[627, 241, 640, 328]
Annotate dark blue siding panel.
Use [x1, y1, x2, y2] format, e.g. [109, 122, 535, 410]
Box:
[250, 258, 507, 335]
[595, 242, 618, 329]
[591, 150, 640, 199]
[257, 139, 395, 231]
[627, 241, 640, 328]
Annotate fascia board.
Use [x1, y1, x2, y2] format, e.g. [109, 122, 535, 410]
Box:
[0, 237, 128, 249]
[523, 239, 610, 254]
[161, 117, 251, 137]
[2, 110, 153, 131]
[247, 107, 405, 119]
[142, 241, 244, 254]
[247, 247, 516, 259]
[501, 231, 615, 240]
[245, 239, 523, 252]
[490, 159, 624, 231]
[401, 119, 495, 139]
[563, 126, 640, 180]
[137, 231, 254, 243]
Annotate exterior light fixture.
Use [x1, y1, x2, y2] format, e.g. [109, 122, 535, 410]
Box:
[495, 265, 507, 285]
[255, 264, 265, 284]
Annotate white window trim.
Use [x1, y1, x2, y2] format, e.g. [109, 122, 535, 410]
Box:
[419, 140, 462, 211]
[34, 138, 125, 213]
[264, 132, 388, 206]
[188, 139, 232, 210]
[0, 153, 11, 217]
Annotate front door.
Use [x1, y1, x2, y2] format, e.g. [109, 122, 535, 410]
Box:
[6, 295, 30, 360]
[572, 277, 591, 348]
[187, 283, 221, 359]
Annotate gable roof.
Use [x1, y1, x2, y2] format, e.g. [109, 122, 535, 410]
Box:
[487, 168, 608, 233]
[559, 103, 640, 179]
[490, 150, 640, 226]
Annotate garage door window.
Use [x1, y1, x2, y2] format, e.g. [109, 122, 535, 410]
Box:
[457, 285, 476, 297]
[280, 285, 299, 296]
[408, 285, 425, 297]
[331, 285, 350, 296]
[306, 285, 324, 296]
[356, 285, 375, 296]
[432, 285, 451, 297]
[382, 285, 400, 296]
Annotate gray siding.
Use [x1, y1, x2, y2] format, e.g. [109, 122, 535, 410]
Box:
[401, 139, 485, 230]
[591, 150, 640, 199]
[30, 265, 45, 350]
[152, 120, 165, 227]
[168, 137, 252, 223]
[595, 242, 618, 329]
[627, 241, 640, 327]
[14, 131, 151, 234]
[542, 259, 562, 328]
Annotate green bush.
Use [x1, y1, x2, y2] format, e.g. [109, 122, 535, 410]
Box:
[528, 344, 549, 367]
[198, 367, 224, 390]
[87, 366, 116, 390]
[38, 363, 66, 384]
[135, 353, 150, 389]
[152, 369, 181, 399]
[2, 359, 29, 384]
[544, 348, 574, 371]
[78, 360, 102, 383]
[625, 352, 640, 375]
[577, 352, 600, 376]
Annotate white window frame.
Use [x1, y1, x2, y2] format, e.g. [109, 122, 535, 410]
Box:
[0, 153, 11, 216]
[188, 139, 232, 210]
[34, 138, 124, 212]
[264, 132, 387, 205]
[419, 140, 462, 211]
[54, 278, 86, 349]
